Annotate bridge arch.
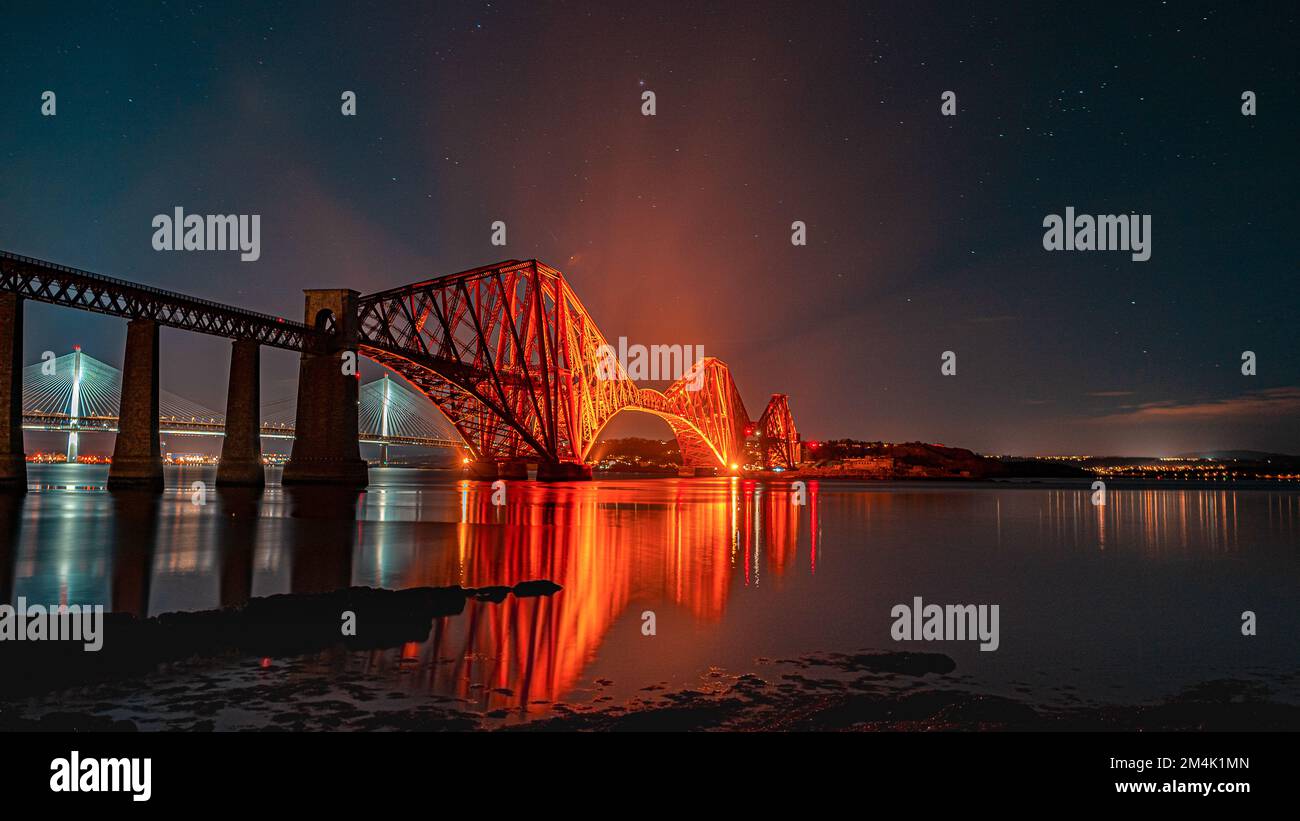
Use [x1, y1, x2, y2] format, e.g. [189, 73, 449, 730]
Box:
[359, 344, 748, 470]
[581, 404, 727, 470]
[312, 308, 336, 335]
[357, 344, 551, 463]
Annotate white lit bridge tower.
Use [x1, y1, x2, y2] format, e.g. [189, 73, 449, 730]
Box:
[66, 345, 84, 462]
[379, 372, 392, 466]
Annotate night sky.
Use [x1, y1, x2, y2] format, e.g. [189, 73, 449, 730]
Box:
[2, 1, 1296, 456]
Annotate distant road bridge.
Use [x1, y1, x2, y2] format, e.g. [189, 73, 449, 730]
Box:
[0, 250, 798, 490]
[21, 349, 461, 459]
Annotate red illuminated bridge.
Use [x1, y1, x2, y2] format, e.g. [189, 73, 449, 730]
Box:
[0, 252, 799, 489]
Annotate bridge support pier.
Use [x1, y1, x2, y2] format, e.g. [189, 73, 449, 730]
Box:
[282, 290, 368, 488]
[217, 339, 264, 487]
[537, 462, 593, 482]
[463, 459, 528, 481]
[678, 465, 719, 478]
[0, 294, 26, 492]
[108, 319, 164, 490]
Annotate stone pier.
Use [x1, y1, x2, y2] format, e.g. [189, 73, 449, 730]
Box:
[678, 465, 719, 478]
[282, 290, 368, 488]
[108, 319, 164, 490]
[216, 339, 265, 487]
[0, 294, 26, 492]
[537, 461, 593, 481]
[464, 459, 529, 481]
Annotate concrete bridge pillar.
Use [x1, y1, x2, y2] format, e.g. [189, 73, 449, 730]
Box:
[537, 462, 593, 481]
[216, 339, 264, 487]
[282, 289, 368, 488]
[0, 294, 26, 492]
[108, 319, 164, 490]
[464, 459, 529, 481]
[678, 466, 719, 478]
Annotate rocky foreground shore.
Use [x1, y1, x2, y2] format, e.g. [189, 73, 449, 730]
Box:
[0, 582, 561, 702]
[4, 641, 1295, 732]
[3, 581, 1295, 732]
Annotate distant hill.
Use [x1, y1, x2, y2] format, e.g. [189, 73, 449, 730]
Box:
[997, 458, 1091, 479]
[805, 441, 1088, 479]
[1177, 450, 1300, 465]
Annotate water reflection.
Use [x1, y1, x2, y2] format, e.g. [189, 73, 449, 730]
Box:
[340, 476, 820, 708]
[2, 466, 1299, 712]
[0, 493, 17, 605]
[109, 491, 158, 617]
[216, 487, 260, 609]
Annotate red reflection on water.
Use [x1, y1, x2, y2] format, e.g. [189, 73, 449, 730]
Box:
[367, 481, 814, 710]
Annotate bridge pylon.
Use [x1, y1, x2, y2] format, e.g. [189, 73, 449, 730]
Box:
[107, 319, 164, 490]
[463, 459, 529, 481]
[0, 294, 26, 492]
[216, 339, 265, 487]
[66, 346, 84, 462]
[537, 462, 593, 481]
[282, 290, 369, 488]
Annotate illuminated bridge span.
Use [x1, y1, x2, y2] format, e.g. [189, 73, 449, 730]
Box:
[0, 251, 799, 489]
[21, 350, 461, 456]
[355, 260, 799, 479]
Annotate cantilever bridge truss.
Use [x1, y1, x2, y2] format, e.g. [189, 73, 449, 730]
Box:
[356, 260, 799, 470]
[1, 251, 799, 471]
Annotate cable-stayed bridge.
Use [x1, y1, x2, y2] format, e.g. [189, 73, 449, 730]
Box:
[22, 349, 462, 459]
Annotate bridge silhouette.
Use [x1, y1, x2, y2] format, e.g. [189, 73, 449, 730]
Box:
[0, 250, 799, 490]
[21, 349, 461, 460]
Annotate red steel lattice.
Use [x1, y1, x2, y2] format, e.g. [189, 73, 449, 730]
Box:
[355, 259, 796, 470]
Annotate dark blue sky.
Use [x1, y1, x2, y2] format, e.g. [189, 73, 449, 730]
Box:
[2, 1, 1296, 455]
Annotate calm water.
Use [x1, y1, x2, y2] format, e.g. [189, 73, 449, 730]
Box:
[3, 464, 1299, 716]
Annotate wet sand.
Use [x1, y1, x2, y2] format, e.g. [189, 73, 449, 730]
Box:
[6, 646, 1296, 732]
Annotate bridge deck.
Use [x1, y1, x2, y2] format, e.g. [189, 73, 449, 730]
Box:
[0, 251, 316, 351]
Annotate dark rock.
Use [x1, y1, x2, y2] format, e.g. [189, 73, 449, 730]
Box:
[513, 579, 563, 597]
[0, 582, 555, 700]
[468, 586, 510, 603]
